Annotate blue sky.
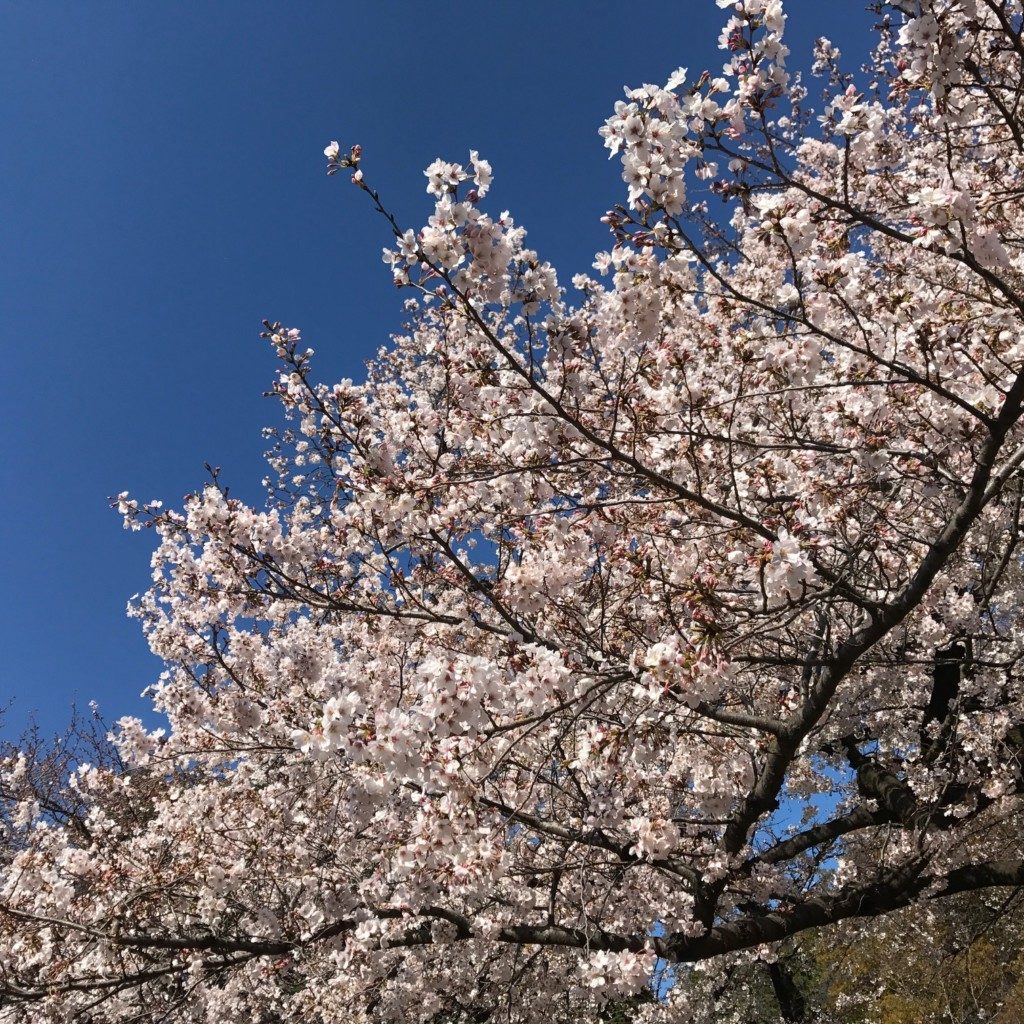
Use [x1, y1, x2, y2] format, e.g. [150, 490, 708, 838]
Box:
[0, 1, 874, 739]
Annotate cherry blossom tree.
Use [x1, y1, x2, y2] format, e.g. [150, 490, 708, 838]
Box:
[4, 1, 1024, 1020]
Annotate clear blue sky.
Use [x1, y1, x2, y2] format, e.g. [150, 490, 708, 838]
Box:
[0, 1, 873, 739]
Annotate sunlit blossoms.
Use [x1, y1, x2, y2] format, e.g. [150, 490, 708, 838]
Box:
[3, 2, 1024, 1021]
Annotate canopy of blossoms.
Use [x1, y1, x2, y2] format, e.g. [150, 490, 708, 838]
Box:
[3, 1, 1024, 1021]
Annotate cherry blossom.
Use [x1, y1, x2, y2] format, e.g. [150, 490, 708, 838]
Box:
[3, 1, 1024, 1021]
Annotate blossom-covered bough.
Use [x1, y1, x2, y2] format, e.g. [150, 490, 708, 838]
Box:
[4, 1, 1024, 1020]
